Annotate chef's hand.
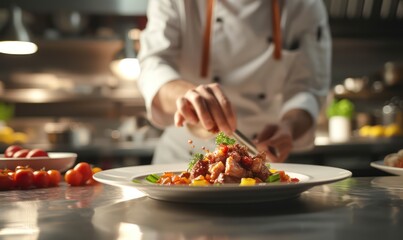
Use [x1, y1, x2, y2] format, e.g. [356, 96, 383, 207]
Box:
[254, 123, 293, 163]
[174, 83, 237, 136]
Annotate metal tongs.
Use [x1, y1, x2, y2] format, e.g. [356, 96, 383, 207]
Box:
[232, 129, 260, 156]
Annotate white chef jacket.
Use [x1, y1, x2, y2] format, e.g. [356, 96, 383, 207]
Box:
[138, 0, 331, 164]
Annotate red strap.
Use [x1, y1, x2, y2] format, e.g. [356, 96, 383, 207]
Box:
[200, 0, 215, 78]
[272, 0, 282, 60]
[201, 0, 281, 78]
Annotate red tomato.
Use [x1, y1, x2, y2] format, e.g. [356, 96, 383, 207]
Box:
[27, 149, 49, 158]
[87, 167, 102, 185]
[33, 170, 50, 188]
[47, 170, 61, 187]
[14, 168, 34, 189]
[7, 171, 15, 181]
[4, 145, 22, 158]
[12, 149, 29, 158]
[15, 165, 33, 172]
[74, 162, 92, 185]
[65, 169, 83, 186]
[0, 172, 15, 190]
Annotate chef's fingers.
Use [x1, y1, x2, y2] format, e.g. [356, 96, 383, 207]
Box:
[175, 96, 199, 125]
[196, 84, 233, 135]
[183, 88, 216, 131]
[208, 83, 237, 132]
[174, 111, 185, 127]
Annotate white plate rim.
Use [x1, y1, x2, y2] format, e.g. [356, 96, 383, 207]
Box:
[94, 163, 352, 192]
[370, 160, 403, 176]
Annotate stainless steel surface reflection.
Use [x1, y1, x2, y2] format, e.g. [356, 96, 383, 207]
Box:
[0, 177, 403, 240]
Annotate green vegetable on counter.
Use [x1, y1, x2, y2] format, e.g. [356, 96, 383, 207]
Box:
[326, 99, 355, 119]
[215, 132, 236, 145]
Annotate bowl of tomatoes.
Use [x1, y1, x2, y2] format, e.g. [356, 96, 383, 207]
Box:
[0, 145, 76, 172]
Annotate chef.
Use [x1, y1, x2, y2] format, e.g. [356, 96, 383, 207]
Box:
[137, 0, 331, 164]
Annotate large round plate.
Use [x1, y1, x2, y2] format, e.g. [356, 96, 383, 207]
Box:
[370, 160, 403, 176]
[0, 152, 77, 172]
[93, 163, 352, 203]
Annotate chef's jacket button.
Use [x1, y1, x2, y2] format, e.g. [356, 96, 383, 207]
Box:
[267, 36, 273, 44]
[257, 93, 266, 100]
[213, 76, 221, 83]
[216, 17, 223, 23]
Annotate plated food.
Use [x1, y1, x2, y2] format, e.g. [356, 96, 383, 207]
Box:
[370, 149, 403, 176]
[93, 132, 351, 203]
[383, 149, 403, 168]
[144, 132, 298, 186]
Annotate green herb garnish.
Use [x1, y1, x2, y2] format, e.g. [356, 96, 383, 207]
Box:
[188, 153, 204, 171]
[215, 132, 236, 145]
[145, 174, 160, 183]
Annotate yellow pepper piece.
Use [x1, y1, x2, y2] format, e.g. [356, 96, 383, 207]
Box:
[190, 179, 209, 186]
[240, 178, 256, 186]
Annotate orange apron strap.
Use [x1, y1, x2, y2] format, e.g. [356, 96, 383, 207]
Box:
[200, 0, 215, 78]
[271, 0, 282, 60]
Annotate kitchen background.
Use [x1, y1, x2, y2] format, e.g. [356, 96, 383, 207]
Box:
[0, 0, 403, 176]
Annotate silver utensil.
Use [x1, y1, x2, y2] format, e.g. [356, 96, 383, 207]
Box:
[233, 129, 260, 156]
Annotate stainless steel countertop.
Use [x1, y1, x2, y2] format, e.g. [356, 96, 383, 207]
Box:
[1, 176, 403, 240]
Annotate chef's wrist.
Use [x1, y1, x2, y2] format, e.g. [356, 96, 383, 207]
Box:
[281, 109, 313, 140]
[154, 79, 195, 114]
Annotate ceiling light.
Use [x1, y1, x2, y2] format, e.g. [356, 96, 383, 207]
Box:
[0, 5, 37, 55]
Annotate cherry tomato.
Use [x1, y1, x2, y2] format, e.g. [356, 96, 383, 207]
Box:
[47, 170, 62, 187]
[27, 149, 49, 158]
[87, 167, 102, 185]
[15, 165, 33, 172]
[65, 169, 83, 186]
[0, 172, 15, 190]
[12, 149, 29, 158]
[4, 145, 22, 158]
[74, 162, 92, 185]
[7, 171, 15, 181]
[33, 170, 50, 188]
[14, 168, 34, 189]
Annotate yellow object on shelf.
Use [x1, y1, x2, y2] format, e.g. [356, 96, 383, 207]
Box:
[368, 125, 385, 137]
[384, 124, 401, 137]
[0, 126, 28, 144]
[358, 124, 402, 138]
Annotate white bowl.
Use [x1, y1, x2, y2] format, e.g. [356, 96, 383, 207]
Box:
[0, 152, 77, 172]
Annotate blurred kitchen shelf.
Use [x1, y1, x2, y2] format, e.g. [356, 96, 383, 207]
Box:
[334, 88, 403, 101]
[0, 89, 145, 104]
[0, 0, 148, 16]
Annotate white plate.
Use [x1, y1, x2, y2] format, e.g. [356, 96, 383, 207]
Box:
[0, 152, 77, 172]
[370, 160, 403, 176]
[93, 163, 352, 203]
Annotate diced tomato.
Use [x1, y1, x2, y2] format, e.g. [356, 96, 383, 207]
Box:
[220, 145, 229, 155]
[241, 156, 253, 168]
[290, 178, 300, 183]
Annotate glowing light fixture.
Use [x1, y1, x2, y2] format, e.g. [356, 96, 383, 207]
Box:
[110, 28, 141, 81]
[0, 5, 38, 55]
